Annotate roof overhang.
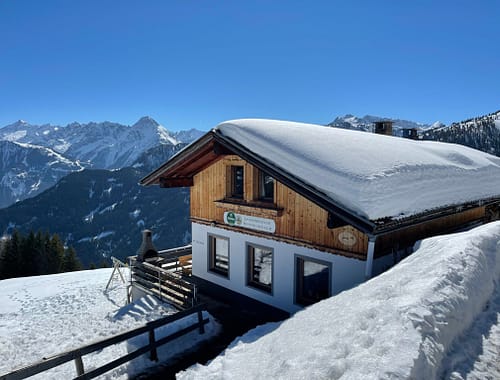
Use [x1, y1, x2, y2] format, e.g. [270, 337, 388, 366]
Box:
[140, 131, 225, 187]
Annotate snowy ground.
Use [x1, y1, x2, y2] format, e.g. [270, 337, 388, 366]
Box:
[0, 268, 219, 379]
[178, 222, 500, 380]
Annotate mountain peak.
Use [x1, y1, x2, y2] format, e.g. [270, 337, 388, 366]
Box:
[132, 116, 160, 129]
[4, 119, 30, 129]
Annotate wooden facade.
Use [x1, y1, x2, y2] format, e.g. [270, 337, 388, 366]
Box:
[374, 206, 486, 258]
[190, 154, 489, 261]
[190, 155, 369, 258]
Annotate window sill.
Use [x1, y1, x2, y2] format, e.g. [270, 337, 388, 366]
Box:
[215, 199, 283, 217]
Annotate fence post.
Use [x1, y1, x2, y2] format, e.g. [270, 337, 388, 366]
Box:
[149, 330, 158, 362]
[197, 310, 205, 334]
[75, 354, 85, 376]
[193, 285, 197, 307]
[157, 269, 162, 301]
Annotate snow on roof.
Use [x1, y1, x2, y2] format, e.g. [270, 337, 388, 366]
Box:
[178, 221, 500, 380]
[215, 119, 500, 220]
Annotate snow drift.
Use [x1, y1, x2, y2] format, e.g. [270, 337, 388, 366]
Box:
[178, 222, 500, 380]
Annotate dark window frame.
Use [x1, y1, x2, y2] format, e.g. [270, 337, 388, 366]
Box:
[230, 165, 244, 199]
[246, 243, 274, 294]
[208, 234, 230, 278]
[294, 255, 332, 306]
[258, 171, 275, 203]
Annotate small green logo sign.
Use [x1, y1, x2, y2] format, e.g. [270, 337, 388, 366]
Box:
[226, 212, 236, 225]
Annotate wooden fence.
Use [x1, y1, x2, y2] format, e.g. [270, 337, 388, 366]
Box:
[129, 246, 197, 309]
[0, 304, 208, 380]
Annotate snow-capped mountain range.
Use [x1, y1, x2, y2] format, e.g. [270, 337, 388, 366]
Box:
[0, 140, 84, 208]
[328, 114, 441, 134]
[0, 117, 204, 207]
[0, 116, 203, 169]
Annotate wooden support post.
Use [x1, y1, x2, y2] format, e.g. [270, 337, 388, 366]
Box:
[197, 310, 205, 334]
[75, 355, 85, 376]
[148, 330, 158, 362]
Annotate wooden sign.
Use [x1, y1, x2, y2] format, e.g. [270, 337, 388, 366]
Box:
[223, 211, 276, 233]
[338, 229, 357, 247]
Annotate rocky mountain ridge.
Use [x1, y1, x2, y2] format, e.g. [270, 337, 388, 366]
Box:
[0, 117, 203, 207]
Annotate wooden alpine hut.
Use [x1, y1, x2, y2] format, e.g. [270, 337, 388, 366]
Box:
[140, 119, 500, 313]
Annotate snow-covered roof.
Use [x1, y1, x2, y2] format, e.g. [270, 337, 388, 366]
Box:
[215, 119, 500, 221]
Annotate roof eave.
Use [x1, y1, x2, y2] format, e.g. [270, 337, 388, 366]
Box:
[139, 131, 217, 186]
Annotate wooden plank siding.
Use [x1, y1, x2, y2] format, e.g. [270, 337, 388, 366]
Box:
[190, 155, 369, 259]
[374, 206, 485, 258]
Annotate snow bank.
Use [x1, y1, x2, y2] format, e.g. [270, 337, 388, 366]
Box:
[216, 119, 500, 220]
[0, 268, 219, 379]
[178, 222, 500, 380]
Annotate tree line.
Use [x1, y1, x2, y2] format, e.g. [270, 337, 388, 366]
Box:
[0, 230, 83, 280]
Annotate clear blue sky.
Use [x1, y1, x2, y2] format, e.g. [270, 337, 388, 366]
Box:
[1, 0, 499, 131]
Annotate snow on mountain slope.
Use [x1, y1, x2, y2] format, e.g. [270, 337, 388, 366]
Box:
[0, 268, 219, 379]
[423, 110, 500, 157]
[0, 140, 83, 208]
[0, 167, 191, 267]
[172, 128, 205, 144]
[0, 116, 197, 170]
[328, 114, 433, 134]
[178, 222, 500, 380]
[0, 117, 204, 209]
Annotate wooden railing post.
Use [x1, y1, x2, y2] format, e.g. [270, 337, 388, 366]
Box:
[0, 304, 208, 380]
[157, 269, 162, 301]
[148, 330, 158, 362]
[197, 310, 205, 334]
[75, 354, 84, 376]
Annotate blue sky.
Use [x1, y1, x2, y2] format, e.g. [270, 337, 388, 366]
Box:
[1, 1, 499, 131]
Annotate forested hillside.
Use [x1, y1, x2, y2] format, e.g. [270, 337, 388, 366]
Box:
[423, 110, 500, 157]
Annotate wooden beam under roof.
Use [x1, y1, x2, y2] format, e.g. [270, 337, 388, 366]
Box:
[159, 177, 194, 188]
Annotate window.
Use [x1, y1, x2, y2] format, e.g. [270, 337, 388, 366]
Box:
[247, 244, 273, 293]
[258, 171, 274, 202]
[208, 235, 229, 277]
[230, 166, 244, 199]
[295, 257, 331, 306]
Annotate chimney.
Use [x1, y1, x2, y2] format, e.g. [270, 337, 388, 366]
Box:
[373, 121, 393, 136]
[402, 128, 419, 140]
[137, 229, 158, 262]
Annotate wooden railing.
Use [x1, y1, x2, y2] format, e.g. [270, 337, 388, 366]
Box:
[0, 304, 208, 380]
[129, 246, 197, 309]
[157, 245, 193, 275]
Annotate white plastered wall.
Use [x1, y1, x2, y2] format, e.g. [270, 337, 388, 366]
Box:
[191, 222, 367, 313]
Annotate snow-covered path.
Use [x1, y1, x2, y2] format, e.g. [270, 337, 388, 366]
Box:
[0, 268, 219, 379]
[442, 279, 500, 380]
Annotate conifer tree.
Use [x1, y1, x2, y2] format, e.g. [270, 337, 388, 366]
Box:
[0, 230, 21, 279]
[19, 231, 37, 277]
[62, 247, 82, 272]
[48, 234, 64, 273]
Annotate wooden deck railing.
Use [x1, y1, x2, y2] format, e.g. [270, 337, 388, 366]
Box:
[129, 246, 197, 309]
[0, 304, 208, 380]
